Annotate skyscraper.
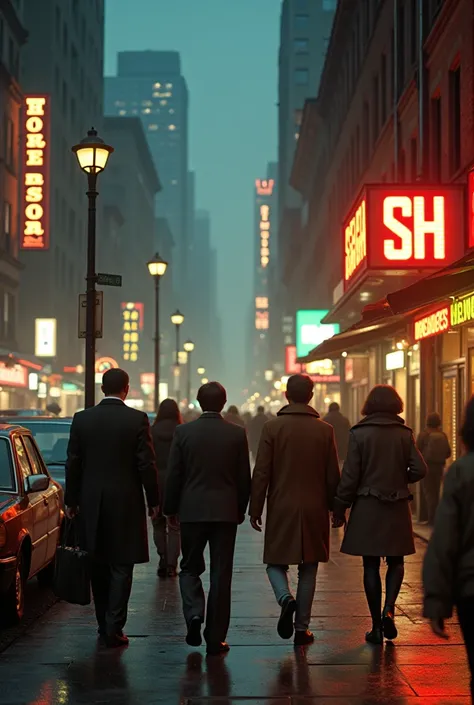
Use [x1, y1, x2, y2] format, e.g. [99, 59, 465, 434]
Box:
[105, 51, 189, 297]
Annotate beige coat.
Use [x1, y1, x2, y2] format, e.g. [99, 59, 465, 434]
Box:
[249, 404, 340, 565]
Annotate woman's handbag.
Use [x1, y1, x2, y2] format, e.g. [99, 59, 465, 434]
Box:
[53, 518, 91, 605]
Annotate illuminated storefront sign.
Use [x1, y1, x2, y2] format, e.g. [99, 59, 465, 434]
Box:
[296, 310, 339, 358]
[255, 296, 268, 309]
[21, 96, 50, 250]
[255, 179, 274, 196]
[414, 306, 450, 341]
[259, 203, 270, 268]
[285, 345, 305, 374]
[122, 303, 144, 362]
[469, 170, 474, 249]
[34, 318, 56, 357]
[451, 291, 474, 328]
[343, 185, 465, 291]
[0, 363, 27, 388]
[255, 310, 269, 330]
[95, 357, 119, 374]
[385, 350, 405, 371]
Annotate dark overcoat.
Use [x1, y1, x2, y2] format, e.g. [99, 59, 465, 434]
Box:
[334, 413, 427, 557]
[249, 404, 340, 565]
[151, 418, 180, 500]
[65, 398, 160, 564]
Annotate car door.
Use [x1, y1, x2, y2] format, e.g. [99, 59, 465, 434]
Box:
[22, 434, 61, 564]
[13, 435, 48, 576]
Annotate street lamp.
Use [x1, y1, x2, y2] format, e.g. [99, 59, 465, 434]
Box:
[197, 366, 205, 375]
[170, 309, 184, 402]
[183, 339, 195, 403]
[72, 127, 114, 408]
[147, 253, 168, 412]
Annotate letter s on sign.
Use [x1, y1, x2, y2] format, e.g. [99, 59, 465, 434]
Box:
[383, 196, 413, 261]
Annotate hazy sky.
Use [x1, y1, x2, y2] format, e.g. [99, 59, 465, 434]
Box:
[105, 0, 280, 397]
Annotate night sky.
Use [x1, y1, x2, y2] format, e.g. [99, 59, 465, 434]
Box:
[105, 0, 280, 397]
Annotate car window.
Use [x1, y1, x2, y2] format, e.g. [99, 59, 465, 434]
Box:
[0, 438, 15, 491]
[14, 436, 33, 479]
[15, 422, 71, 464]
[22, 436, 44, 475]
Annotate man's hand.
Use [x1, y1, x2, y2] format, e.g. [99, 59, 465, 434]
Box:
[148, 506, 160, 521]
[430, 618, 449, 639]
[331, 514, 345, 529]
[65, 506, 78, 520]
[250, 516, 262, 532]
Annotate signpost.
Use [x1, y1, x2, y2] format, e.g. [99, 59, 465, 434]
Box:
[78, 291, 103, 339]
[97, 272, 122, 287]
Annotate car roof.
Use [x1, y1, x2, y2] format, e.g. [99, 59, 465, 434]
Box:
[0, 424, 33, 436]
[0, 416, 72, 423]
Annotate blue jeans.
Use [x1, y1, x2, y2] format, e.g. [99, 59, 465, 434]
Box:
[266, 563, 318, 631]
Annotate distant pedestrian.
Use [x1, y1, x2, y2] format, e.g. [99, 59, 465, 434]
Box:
[164, 382, 251, 655]
[417, 412, 451, 525]
[423, 396, 474, 699]
[333, 385, 426, 645]
[151, 399, 182, 578]
[250, 374, 340, 645]
[248, 406, 267, 461]
[65, 369, 160, 648]
[324, 402, 351, 467]
[225, 405, 246, 428]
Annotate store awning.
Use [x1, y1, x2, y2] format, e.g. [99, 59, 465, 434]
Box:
[387, 250, 474, 314]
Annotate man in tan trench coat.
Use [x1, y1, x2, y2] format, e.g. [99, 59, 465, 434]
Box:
[249, 374, 340, 645]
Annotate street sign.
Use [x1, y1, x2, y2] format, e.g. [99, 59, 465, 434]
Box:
[97, 272, 122, 287]
[78, 291, 104, 339]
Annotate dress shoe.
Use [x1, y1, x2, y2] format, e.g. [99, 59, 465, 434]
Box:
[186, 616, 202, 647]
[277, 596, 297, 639]
[105, 632, 129, 648]
[382, 610, 398, 640]
[206, 641, 230, 656]
[365, 628, 383, 645]
[294, 630, 314, 646]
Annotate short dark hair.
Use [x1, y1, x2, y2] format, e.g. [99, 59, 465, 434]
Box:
[197, 381, 227, 413]
[286, 374, 314, 404]
[329, 402, 340, 412]
[362, 385, 403, 416]
[155, 398, 182, 425]
[461, 395, 474, 452]
[426, 412, 442, 429]
[227, 405, 239, 415]
[102, 368, 129, 396]
[257, 406, 264, 413]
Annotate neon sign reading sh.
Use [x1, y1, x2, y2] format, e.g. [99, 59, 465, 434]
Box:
[21, 96, 50, 249]
[383, 196, 445, 260]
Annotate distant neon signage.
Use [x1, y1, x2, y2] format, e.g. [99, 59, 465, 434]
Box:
[255, 179, 274, 196]
[21, 96, 50, 250]
[343, 185, 465, 292]
[285, 345, 305, 375]
[122, 302, 144, 362]
[414, 306, 450, 341]
[296, 310, 339, 358]
[255, 310, 269, 330]
[255, 296, 268, 309]
[95, 357, 119, 374]
[469, 170, 474, 249]
[260, 204, 270, 268]
[0, 363, 27, 388]
[451, 291, 474, 328]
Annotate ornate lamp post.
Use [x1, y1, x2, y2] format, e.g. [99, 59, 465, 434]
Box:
[147, 253, 168, 411]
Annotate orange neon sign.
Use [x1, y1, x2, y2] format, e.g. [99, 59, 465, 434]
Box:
[344, 198, 367, 282]
[255, 179, 274, 196]
[21, 96, 50, 250]
[259, 204, 270, 268]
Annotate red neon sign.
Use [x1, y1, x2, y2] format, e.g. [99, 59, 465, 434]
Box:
[21, 96, 50, 250]
[414, 305, 450, 341]
[255, 179, 274, 196]
[285, 346, 305, 374]
[343, 185, 465, 291]
[469, 170, 474, 249]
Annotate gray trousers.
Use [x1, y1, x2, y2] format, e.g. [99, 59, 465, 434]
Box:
[267, 563, 318, 631]
[152, 515, 181, 568]
[90, 560, 134, 636]
[179, 521, 237, 645]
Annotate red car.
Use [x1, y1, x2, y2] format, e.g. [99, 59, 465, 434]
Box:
[0, 424, 64, 624]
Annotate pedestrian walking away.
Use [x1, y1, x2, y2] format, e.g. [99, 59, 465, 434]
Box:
[224, 405, 246, 428]
[151, 398, 182, 578]
[249, 374, 340, 646]
[333, 385, 427, 645]
[324, 402, 351, 468]
[423, 395, 474, 701]
[248, 406, 267, 462]
[417, 412, 451, 525]
[65, 368, 160, 649]
[164, 381, 251, 655]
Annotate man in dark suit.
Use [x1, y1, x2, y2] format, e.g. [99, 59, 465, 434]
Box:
[164, 381, 251, 655]
[65, 368, 160, 648]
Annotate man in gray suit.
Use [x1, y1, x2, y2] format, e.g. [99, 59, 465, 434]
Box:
[164, 381, 251, 655]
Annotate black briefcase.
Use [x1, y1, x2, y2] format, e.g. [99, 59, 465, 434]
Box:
[53, 519, 91, 606]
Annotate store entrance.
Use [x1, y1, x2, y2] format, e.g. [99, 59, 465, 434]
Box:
[442, 365, 465, 461]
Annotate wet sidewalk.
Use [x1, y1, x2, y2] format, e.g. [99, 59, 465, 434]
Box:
[0, 523, 471, 704]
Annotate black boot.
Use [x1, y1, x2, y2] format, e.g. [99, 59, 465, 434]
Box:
[383, 557, 404, 640]
[363, 557, 383, 644]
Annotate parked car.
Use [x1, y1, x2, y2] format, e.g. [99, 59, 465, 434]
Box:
[0, 417, 72, 492]
[0, 409, 52, 417]
[0, 424, 64, 624]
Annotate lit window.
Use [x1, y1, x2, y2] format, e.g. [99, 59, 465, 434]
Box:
[114, 100, 126, 107]
[153, 82, 161, 89]
[166, 82, 172, 89]
[142, 108, 151, 114]
[160, 100, 167, 106]
[119, 109, 126, 116]
[168, 124, 176, 131]
[171, 179, 178, 185]
[153, 92, 160, 98]
[169, 108, 175, 114]
[149, 124, 158, 131]
[142, 100, 152, 107]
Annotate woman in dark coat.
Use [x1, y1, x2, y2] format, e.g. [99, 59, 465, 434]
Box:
[333, 385, 427, 644]
[151, 399, 182, 577]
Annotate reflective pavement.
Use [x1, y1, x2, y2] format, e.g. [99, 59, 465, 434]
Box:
[0, 524, 470, 704]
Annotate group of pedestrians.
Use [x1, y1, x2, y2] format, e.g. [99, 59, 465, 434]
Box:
[64, 367, 474, 695]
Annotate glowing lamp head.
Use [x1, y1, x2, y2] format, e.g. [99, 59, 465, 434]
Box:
[72, 127, 114, 174]
[183, 340, 195, 353]
[171, 309, 184, 326]
[197, 367, 205, 375]
[147, 253, 168, 278]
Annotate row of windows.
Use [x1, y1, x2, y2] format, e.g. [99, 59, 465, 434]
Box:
[0, 15, 20, 80]
[0, 290, 16, 344]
